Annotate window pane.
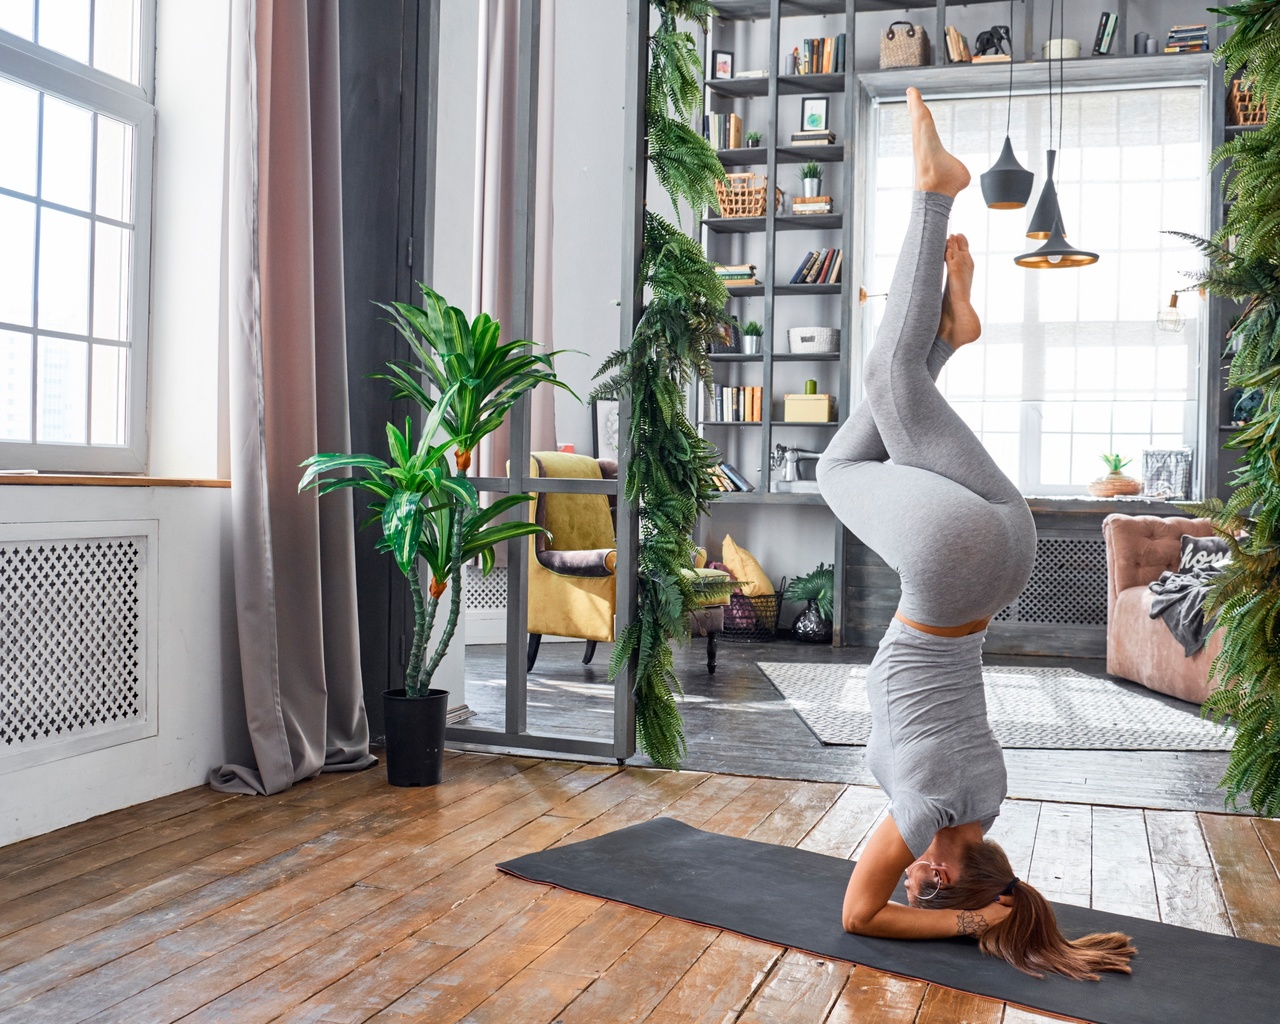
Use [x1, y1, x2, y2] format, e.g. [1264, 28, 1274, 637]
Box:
[90, 343, 126, 444]
[36, 0, 90, 64]
[37, 207, 90, 334]
[0, 78, 39, 196]
[0, 330, 33, 442]
[95, 114, 134, 222]
[36, 335, 87, 442]
[0, 0, 34, 38]
[93, 0, 142, 84]
[41, 95, 93, 211]
[0, 195, 36, 326]
[93, 222, 130, 340]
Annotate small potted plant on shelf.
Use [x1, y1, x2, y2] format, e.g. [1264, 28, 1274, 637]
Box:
[784, 562, 834, 642]
[800, 160, 822, 198]
[301, 285, 573, 787]
[1088, 453, 1141, 497]
[746, 130, 762, 148]
[741, 320, 763, 355]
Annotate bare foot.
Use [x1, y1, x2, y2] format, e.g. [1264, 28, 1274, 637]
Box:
[939, 233, 981, 347]
[907, 87, 970, 197]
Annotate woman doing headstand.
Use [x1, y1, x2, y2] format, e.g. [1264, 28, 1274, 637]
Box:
[816, 89, 1135, 980]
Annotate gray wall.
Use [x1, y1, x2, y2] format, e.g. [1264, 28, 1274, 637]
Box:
[431, 1, 1226, 593]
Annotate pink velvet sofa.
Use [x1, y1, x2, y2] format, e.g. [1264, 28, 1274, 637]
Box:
[1102, 514, 1223, 705]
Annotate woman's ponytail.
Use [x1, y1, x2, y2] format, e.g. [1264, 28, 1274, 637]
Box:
[918, 839, 1137, 981]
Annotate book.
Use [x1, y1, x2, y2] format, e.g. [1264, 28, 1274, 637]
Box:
[791, 204, 832, 215]
[823, 37, 834, 73]
[803, 38, 812, 74]
[946, 26, 971, 63]
[790, 251, 815, 284]
[972, 53, 1011, 63]
[817, 248, 836, 283]
[835, 33, 846, 73]
[1092, 13, 1111, 55]
[1100, 14, 1117, 54]
[797, 250, 822, 282]
[806, 248, 830, 283]
[829, 248, 843, 284]
[720, 462, 754, 491]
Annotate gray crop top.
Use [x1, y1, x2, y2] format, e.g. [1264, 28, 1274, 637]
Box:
[863, 617, 1007, 858]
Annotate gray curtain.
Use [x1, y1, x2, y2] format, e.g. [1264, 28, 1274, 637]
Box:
[473, 0, 559, 487]
[212, 0, 375, 795]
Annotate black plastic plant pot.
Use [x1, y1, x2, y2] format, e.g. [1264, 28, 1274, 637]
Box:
[383, 688, 449, 787]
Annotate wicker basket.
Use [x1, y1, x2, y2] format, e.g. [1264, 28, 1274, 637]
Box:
[722, 592, 781, 643]
[1229, 78, 1267, 126]
[880, 21, 931, 69]
[715, 173, 782, 218]
[786, 326, 840, 354]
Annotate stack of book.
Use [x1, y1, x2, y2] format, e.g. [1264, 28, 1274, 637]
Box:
[791, 129, 835, 147]
[710, 462, 755, 492]
[945, 26, 972, 63]
[1092, 12, 1119, 54]
[789, 248, 842, 285]
[716, 264, 758, 287]
[792, 195, 832, 215]
[1165, 24, 1210, 53]
[796, 34, 847, 75]
[706, 112, 744, 150]
[711, 386, 763, 423]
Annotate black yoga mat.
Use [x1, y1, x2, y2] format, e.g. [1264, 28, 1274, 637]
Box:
[498, 817, 1280, 1024]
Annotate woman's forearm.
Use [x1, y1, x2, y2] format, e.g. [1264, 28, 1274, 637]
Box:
[845, 901, 996, 940]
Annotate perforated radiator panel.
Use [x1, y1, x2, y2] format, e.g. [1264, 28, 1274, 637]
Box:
[464, 566, 508, 611]
[992, 537, 1108, 626]
[0, 522, 158, 770]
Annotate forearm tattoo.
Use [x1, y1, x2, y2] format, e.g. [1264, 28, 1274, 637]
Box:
[956, 910, 990, 938]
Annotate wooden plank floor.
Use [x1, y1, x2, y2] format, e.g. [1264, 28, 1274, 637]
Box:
[1, 753, 1275, 1023]
[463, 640, 1236, 813]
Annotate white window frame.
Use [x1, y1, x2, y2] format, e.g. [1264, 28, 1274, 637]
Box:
[0, 12, 156, 473]
[860, 71, 1213, 499]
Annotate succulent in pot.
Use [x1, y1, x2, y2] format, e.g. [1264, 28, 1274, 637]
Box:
[741, 320, 764, 355]
[746, 130, 762, 148]
[1087, 453, 1141, 497]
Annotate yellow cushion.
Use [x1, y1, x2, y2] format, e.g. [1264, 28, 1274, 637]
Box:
[721, 534, 772, 597]
[694, 547, 708, 569]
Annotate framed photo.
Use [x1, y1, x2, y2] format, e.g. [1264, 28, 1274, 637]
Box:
[711, 50, 734, 80]
[592, 400, 621, 462]
[800, 96, 829, 131]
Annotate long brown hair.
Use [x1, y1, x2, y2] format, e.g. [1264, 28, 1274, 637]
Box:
[912, 839, 1136, 981]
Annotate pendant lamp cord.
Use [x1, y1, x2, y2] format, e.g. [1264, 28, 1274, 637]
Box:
[1047, 0, 1054, 173]
[1057, 0, 1065, 160]
[1005, 0, 1015, 134]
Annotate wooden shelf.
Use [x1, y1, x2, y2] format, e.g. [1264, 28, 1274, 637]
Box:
[712, 490, 829, 505]
[706, 213, 842, 233]
[718, 144, 844, 168]
[775, 283, 842, 295]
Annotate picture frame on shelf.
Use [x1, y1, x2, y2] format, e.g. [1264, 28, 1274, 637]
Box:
[592, 400, 621, 462]
[712, 50, 734, 79]
[800, 96, 829, 131]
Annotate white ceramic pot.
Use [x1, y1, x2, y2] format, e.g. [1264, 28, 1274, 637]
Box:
[1042, 38, 1081, 59]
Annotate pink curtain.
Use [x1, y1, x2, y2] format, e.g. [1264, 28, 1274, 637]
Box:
[474, 0, 559, 488]
[212, 0, 374, 795]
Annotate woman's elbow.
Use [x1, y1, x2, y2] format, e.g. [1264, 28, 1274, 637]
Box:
[842, 910, 875, 935]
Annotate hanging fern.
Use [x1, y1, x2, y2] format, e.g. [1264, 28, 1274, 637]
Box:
[592, 0, 733, 768]
[1173, 1, 1280, 814]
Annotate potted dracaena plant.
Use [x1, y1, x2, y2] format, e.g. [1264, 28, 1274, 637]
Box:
[301, 284, 574, 787]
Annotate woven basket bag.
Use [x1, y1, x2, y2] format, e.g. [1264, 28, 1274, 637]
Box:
[880, 21, 931, 69]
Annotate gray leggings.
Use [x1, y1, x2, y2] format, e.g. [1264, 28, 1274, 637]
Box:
[816, 192, 1036, 626]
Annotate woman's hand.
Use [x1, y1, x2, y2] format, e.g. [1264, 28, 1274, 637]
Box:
[955, 895, 1013, 938]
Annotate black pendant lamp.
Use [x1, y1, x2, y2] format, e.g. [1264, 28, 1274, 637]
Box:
[980, 0, 1034, 208]
[1025, 149, 1062, 239]
[1016, 0, 1099, 268]
[1015, 216, 1098, 268]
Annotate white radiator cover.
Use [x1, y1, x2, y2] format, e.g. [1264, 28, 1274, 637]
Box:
[0, 521, 160, 773]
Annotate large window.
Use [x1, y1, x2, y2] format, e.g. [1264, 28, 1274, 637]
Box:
[866, 84, 1208, 496]
[0, 0, 154, 472]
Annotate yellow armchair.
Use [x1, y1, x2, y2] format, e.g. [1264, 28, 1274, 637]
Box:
[522, 452, 731, 674]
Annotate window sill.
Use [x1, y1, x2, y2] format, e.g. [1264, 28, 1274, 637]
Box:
[0, 474, 229, 489]
[1024, 495, 1189, 515]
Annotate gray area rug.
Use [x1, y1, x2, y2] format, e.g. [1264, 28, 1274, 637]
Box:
[757, 662, 1234, 751]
